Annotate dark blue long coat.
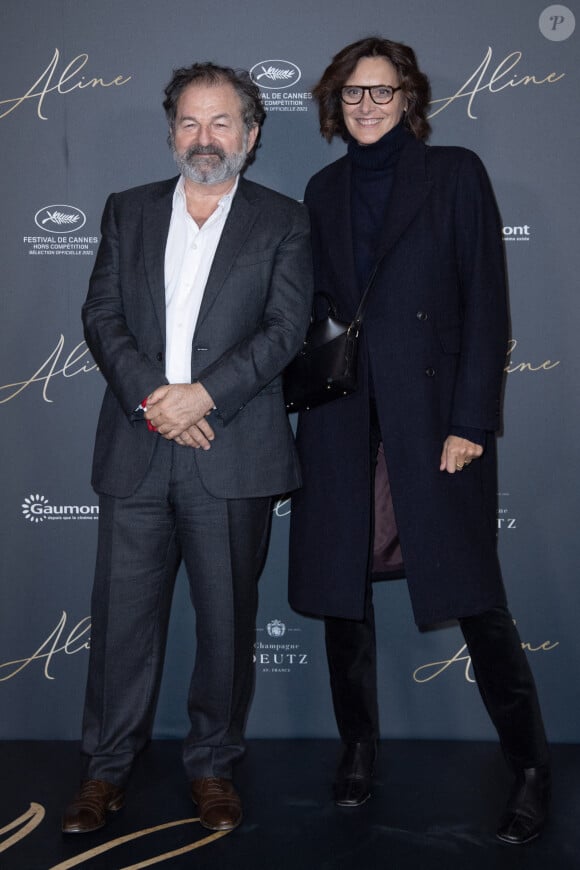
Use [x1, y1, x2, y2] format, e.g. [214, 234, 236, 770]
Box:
[288, 136, 509, 627]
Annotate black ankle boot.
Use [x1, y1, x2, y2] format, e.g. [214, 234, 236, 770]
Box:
[496, 765, 551, 844]
[333, 741, 377, 807]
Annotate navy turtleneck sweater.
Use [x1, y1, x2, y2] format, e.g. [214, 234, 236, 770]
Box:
[348, 120, 410, 292]
[347, 121, 485, 446]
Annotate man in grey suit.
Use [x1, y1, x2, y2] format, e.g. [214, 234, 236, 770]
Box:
[62, 62, 312, 835]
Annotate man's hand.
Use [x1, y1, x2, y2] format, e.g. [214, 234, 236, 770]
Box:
[145, 383, 215, 446]
[439, 435, 483, 474]
[173, 420, 215, 450]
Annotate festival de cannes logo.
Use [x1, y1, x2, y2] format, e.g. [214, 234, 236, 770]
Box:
[25, 205, 96, 256]
[250, 60, 301, 90]
[34, 204, 86, 234]
[21, 493, 98, 523]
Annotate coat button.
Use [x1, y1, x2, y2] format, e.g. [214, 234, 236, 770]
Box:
[156, 352, 163, 362]
[425, 367, 435, 377]
[416, 310, 428, 321]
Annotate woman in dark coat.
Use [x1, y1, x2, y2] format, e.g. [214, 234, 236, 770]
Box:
[288, 36, 550, 844]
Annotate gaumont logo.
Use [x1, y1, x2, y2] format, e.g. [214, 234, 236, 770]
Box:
[22, 493, 99, 523]
[34, 204, 86, 233]
[250, 59, 301, 89]
[503, 224, 531, 242]
[22, 494, 49, 523]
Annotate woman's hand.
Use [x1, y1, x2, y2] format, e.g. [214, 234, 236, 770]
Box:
[439, 435, 483, 474]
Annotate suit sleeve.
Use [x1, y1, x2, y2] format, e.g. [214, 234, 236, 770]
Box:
[82, 194, 167, 418]
[198, 204, 313, 424]
[451, 150, 508, 432]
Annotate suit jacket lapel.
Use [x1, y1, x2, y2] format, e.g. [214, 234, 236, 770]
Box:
[141, 178, 176, 341]
[195, 178, 260, 331]
[375, 137, 433, 260]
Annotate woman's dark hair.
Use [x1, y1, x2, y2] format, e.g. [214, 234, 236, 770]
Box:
[163, 62, 266, 160]
[313, 36, 431, 142]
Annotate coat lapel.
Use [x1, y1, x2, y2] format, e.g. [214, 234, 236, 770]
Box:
[194, 178, 260, 331]
[314, 158, 360, 311]
[333, 160, 360, 310]
[374, 137, 433, 261]
[141, 178, 176, 341]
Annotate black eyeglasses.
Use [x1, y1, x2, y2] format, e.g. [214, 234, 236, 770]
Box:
[340, 85, 402, 105]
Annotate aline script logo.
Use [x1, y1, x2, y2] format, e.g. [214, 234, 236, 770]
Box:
[413, 628, 559, 684]
[0, 805, 230, 866]
[0, 611, 90, 681]
[21, 493, 99, 523]
[273, 497, 291, 517]
[0, 335, 98, 404]
[428, 46, 564, 120]
[505, 339, 560, 374]
[0, 48, 131, 121]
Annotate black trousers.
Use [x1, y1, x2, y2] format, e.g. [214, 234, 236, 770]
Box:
[81, 437, 271, 786]
[324, 406, 549, 771]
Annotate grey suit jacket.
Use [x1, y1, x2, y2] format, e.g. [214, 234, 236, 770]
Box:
[83, 175, 313, 499]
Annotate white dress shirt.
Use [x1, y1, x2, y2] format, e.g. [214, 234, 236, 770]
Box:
[164, 175, 238, 384]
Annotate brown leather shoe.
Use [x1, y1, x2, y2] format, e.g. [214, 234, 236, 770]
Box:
[190, 777, 242, 831]
[62, 779, 125, 833]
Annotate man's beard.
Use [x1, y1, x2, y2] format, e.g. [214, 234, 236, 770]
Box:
[172, 140, 248, 184]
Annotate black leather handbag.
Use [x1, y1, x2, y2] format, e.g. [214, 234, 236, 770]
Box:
[284, 294, 360, 411]
[284, 261, 381, 412]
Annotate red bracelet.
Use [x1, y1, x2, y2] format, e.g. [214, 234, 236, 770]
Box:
[142, 397, 157, 432]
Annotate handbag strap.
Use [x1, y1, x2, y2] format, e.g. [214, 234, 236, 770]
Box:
[349, 256, 385, 335]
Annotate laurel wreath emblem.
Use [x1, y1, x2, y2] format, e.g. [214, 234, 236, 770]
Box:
[256, 66, 295, 82]
[41, 210, 81, 226]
